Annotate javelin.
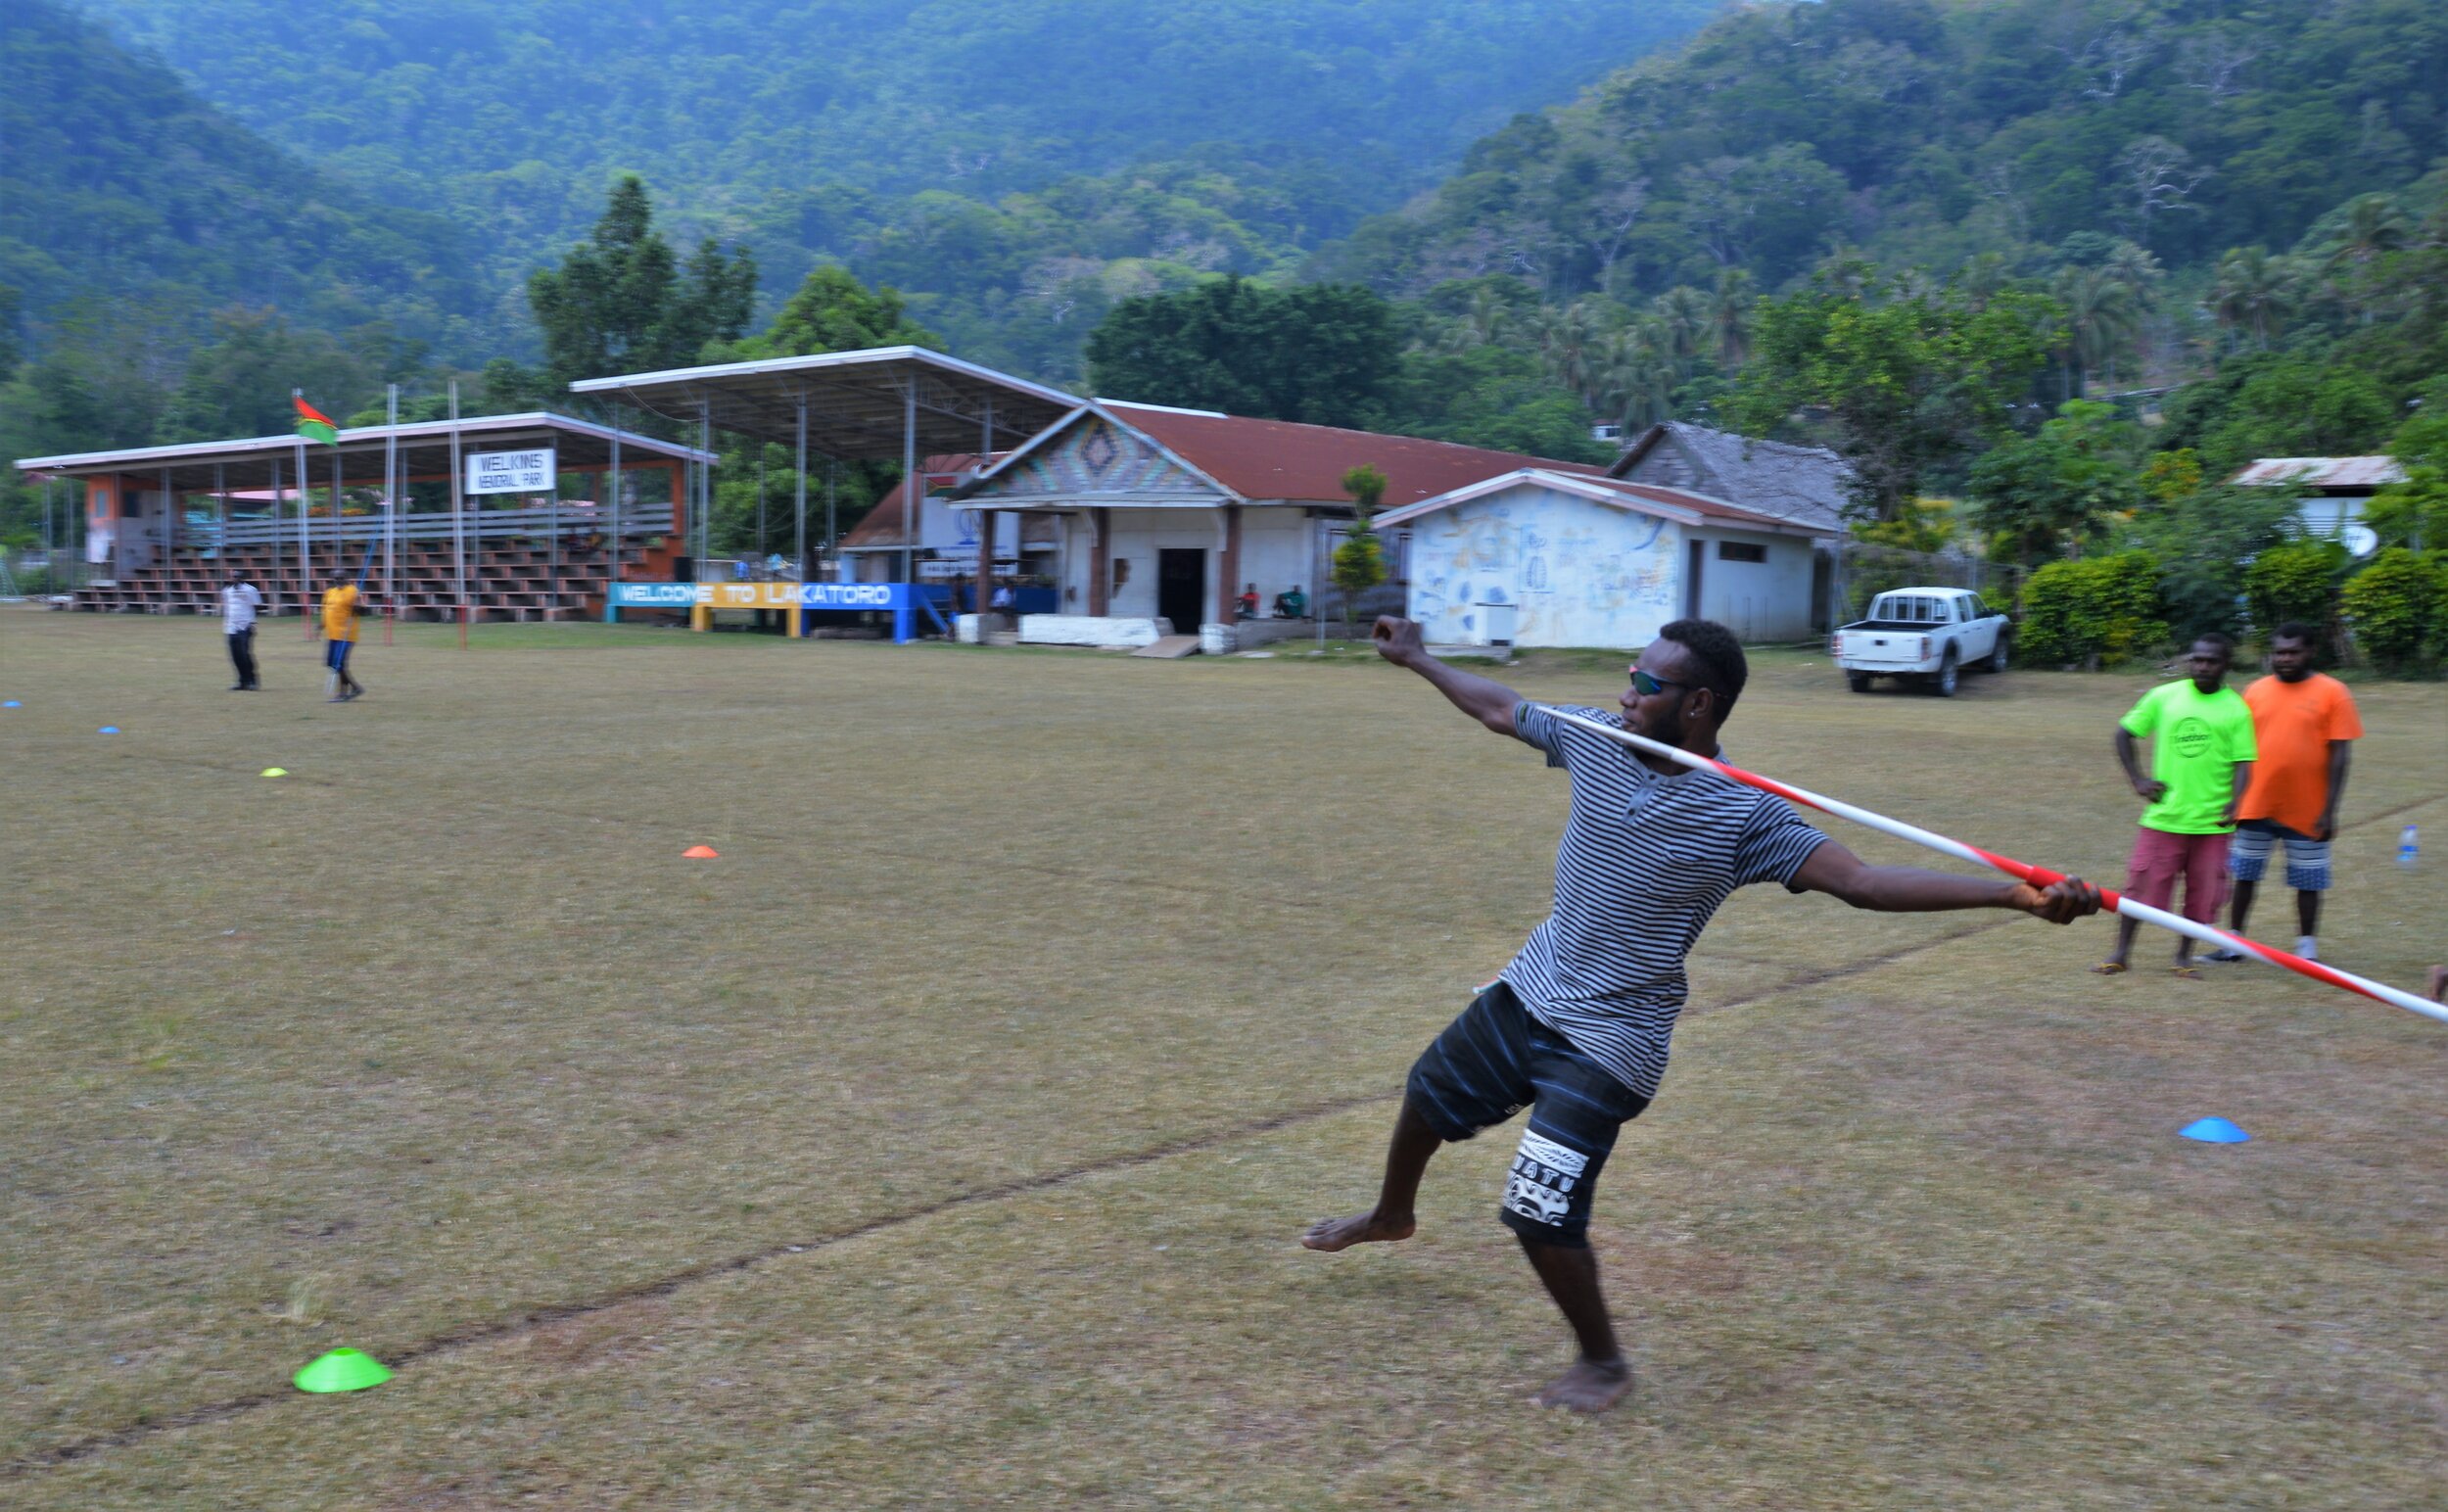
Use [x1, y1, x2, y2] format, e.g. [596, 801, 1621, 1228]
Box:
[1541, 706, 2448, 1026]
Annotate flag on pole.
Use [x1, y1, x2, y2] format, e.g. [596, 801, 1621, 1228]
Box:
[294, 392, 339, 446]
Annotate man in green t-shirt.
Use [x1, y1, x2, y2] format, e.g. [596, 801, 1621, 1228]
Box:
[2095, 634, 2257, 977]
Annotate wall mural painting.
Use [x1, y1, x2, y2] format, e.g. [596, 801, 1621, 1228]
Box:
[1410, 493, 1680, 644]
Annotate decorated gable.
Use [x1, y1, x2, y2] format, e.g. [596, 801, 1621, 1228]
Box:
[970, 413, 1223, 505]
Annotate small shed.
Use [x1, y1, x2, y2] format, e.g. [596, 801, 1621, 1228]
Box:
[2231, 456, 2406, 551]
[1373, 469, 1839, 649]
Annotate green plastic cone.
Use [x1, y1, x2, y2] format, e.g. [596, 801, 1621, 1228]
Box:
[294, 1347, 391, 1394]
[260, 767, 288, 778]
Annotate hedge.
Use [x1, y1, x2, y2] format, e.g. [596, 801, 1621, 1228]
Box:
[2017, 551, 2168, 669]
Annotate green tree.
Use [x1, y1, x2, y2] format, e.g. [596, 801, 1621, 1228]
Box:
[1330, 463, 1389, 628]
[2126, 485, 2299, 641]
[1085, 276, 1400, 428]
[743, 265, 937, 358]
[1967, 400, 2144, 567]
[2243, 540, 2349, 640]
[2366, 404, 2448, 549]
[1729, 280, 2062, 521]
[527, 175, 755, 390]
[2338, 546, 2439, 671]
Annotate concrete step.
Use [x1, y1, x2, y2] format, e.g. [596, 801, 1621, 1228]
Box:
[1130, 635, 1201, 659]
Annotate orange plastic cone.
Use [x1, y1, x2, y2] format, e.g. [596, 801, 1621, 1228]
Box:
[683, 845, 719, 859]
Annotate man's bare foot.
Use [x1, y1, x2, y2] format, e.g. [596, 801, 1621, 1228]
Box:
[1535, 1356, 1634, 1413]
[2428, 964, 2446, 1004]
[1300, 1210, 1415, 1252]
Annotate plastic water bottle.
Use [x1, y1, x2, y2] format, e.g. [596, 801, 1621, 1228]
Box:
[2399, 825, 2421, 869]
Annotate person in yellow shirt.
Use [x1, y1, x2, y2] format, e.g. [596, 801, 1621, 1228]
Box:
[319, 572, 369, 702]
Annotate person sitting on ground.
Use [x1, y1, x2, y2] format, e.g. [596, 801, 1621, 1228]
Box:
[988, 583, 1015, 615]
[1275, 585, 1307, 619]
[1238, 583, 1260, 618]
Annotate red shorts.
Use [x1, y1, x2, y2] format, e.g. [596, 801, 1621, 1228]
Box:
[2125, 827, 2230, 922]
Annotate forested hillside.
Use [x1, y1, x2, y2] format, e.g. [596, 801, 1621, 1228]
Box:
[1, 2, 480, 347]
[1316, 0, 2448, 308]
[74, 0, 1719, 376]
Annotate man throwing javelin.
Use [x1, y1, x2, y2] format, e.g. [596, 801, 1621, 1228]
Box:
[1302, 617, 2101, 1414]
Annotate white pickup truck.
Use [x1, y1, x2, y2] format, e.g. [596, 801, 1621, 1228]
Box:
[1830, 587, 2011, 696]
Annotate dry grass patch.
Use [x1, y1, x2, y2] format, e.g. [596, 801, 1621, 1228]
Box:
[2, 610, 2441, 1506]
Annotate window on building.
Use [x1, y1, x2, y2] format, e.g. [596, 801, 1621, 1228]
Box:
[1716, 541, 1766, 563]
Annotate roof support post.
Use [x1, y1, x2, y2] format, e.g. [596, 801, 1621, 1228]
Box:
[608, 402, 622, 618]
[448, 379, 466, 641]
[1218, 501, 1241, 627]
[901, 380, 918, 588]
[793, 391, 808, 584]
[1089, 506, 1110, 617]
[294, 439, 308, 635]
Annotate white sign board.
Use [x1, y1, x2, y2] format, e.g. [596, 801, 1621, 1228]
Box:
[465, 448, 557, 496]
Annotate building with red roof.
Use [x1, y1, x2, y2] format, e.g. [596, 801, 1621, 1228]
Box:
[952, 399, 1600, 638]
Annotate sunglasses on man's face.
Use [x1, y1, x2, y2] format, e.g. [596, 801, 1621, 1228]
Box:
[1630, 669, 1709, 698]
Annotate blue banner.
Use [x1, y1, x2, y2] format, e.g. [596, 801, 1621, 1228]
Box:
[607, 582, 918, 610]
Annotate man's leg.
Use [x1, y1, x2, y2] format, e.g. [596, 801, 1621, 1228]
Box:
[239, 629, 258, 688]
[227, 631, 247, 689]
[1306, 984, 1530, 1252]
[1302, 1093, 1440, 1252]
[2099, 828, 2169, 971]
[2227, 878, 2258, 936]
[2173, 833, 2230, 968]
[1517, 1238, 1631, 1411]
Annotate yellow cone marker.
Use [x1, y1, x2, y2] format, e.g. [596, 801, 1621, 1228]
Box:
[261, 768, 288, 778]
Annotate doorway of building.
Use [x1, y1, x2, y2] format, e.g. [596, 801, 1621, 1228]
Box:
[1684, 539, 1705, 619]
[1157, 547, 1205, 634]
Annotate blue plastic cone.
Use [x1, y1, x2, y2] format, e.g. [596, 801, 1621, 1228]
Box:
[98, 726, 119, 734]
[3, 699, 21, 708]
[2180, 1117, 2250, 1144]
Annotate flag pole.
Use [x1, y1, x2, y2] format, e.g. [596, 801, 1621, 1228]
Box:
[1540, 706, 2448, 1026]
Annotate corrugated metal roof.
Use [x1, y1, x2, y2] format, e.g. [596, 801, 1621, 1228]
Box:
[2230, 456, 2406, 491]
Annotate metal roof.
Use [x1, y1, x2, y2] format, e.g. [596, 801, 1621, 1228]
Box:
[567, 346, 1080, 459]
[2230, 456, 2407, 492]
[13, 412, 714, 491]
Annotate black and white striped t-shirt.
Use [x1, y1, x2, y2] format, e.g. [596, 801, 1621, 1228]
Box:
[1501, 702, 1828, 1101]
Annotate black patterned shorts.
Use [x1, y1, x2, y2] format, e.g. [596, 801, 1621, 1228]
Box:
[1406, 980, 1650, 1248]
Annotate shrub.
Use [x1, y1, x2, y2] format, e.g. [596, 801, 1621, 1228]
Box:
[2242, 539, 2347, 642]
[2339, 547, 2441, 673]
[2017, 550, 2167, 669]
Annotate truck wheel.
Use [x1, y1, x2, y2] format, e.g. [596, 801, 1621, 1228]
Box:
[1983, 635, 2010, 674]
[1932, 648, 1959, 697]
[1847, 672, 1872, 693]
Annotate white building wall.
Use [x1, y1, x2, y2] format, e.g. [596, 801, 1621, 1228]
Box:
[1054, 505, 1319, 624]
[1403, 482, 1683, 649]
[1691, 529, 1815, 641]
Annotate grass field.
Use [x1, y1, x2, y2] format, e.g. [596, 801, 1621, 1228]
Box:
[3, 609, 2443, 1509]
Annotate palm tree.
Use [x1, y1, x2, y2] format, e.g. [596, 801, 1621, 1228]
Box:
[2050, 266, 2140, 397]
[1707, 267, 1755, 369]
[1954, 252, 2008, 311]
[2102, 239, 2163, 294]
[1651, 286, 1712, 371]
[1600, 330, 1677, 431]
[2209, 247, 2296, 354]
[1463, 285, 1513, 348]
[2326, 194, 2411, 322]
[1888, 267, 1943, 305]
[1541, 300, 1606, 401]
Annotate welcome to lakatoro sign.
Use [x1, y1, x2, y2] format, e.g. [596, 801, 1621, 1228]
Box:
[608, 583, 919, 610]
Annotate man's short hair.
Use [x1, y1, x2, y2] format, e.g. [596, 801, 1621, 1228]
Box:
[2194, 631, 2235, 657]
[2273, 621, 2315, 645]
[1657, 618, 1749, 714]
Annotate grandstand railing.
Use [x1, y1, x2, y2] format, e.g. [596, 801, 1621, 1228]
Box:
[186, 502, 677, 551]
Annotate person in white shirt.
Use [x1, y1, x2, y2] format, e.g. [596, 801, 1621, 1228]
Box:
[222, 570, 263, 690]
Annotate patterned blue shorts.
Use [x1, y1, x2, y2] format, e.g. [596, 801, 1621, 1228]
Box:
[2229, 820, 2331, 891]
[1406, 980, 1649, 1248]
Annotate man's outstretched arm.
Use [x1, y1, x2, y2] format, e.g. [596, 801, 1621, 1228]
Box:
[1373, 616, 1523, 735]
[1795, 840, 2102, 921]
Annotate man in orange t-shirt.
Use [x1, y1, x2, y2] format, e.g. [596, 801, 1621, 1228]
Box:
[2208, 623, 2362, 964]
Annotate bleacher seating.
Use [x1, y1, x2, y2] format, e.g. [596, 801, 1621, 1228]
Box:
[71, 531, 684, 622]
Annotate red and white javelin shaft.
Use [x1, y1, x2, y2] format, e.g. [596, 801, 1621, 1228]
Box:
[1542, 706, 2447, 1026]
